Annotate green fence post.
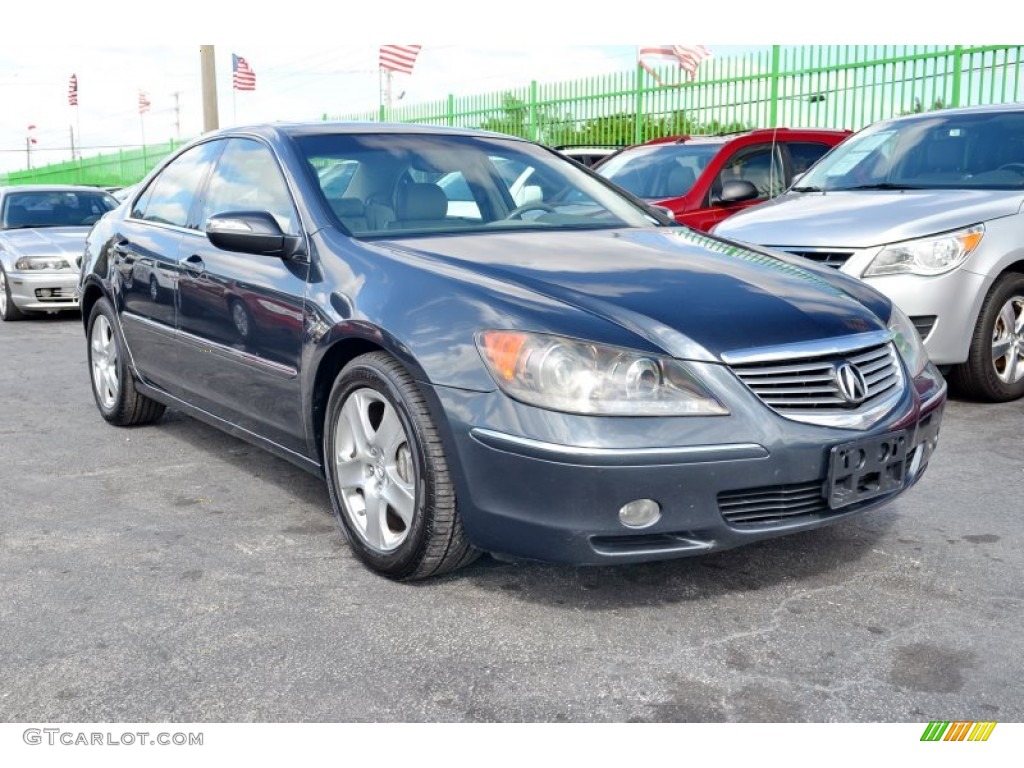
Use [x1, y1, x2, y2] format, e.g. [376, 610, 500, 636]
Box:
[950, 45, 964, 107]
[528, 80, 538, 141]
[447, 94, 455, 127]
[769, 45, 781, 127]
[634, 63, 644, 144]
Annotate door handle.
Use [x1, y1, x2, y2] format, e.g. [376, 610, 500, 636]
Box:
[184, 254, 205, 276]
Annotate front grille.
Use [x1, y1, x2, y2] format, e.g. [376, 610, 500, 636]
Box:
[910, 315, 937, 341]
[781, 248, 854, 269]
[719, 481, 828, 525]
[731, 342, 901, 412]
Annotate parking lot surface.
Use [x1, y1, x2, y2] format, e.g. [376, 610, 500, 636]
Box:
[1, 314, 1021, 722]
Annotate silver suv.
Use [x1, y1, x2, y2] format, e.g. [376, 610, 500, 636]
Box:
[714, 104, 1024, 402]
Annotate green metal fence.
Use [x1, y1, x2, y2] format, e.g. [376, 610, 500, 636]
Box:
[337, 44, 1024, 146]
[5, 44, 1023, 188]
[1, 139, 187, 188]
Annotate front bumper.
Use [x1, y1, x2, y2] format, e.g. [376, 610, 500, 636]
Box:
[5, 270, 80, 311]
[432, 363, 946, 566]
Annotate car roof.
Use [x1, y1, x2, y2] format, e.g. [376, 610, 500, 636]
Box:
[211, 121, 532, 144]
[641, 127, 851, 148]
[873, 102, 1024, 125]
[0, 184, 117, 194]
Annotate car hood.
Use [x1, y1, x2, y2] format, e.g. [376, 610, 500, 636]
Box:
[374, 227, 890, 361]
[714, 189, 1024, 248]
[0, 227, 89, 261]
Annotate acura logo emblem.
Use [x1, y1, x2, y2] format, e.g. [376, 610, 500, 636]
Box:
[835, 362, 869, 404]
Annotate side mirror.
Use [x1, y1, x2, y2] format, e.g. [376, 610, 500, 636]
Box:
[206, 211, 304, 258]
[715, 179, 760, 205]
[651, 204, 676, 222]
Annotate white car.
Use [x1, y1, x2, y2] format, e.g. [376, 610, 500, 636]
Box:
[0, 185, 117, 320]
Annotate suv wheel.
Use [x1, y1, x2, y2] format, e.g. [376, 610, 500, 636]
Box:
[0, 266, 26, 321]
[950, 273, 1024, 401]
[323, 352, 478, 580]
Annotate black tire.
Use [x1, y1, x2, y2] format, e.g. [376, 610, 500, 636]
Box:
[949, 272, 1024, 402]
[323, 351, 478, 580]
[0, 265, 26, 321]
[148, 275, 161, 303]
[87, 297, 166, 426]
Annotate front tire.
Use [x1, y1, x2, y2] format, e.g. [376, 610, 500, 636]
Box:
[950, 273, 1024, 401]
[87, 297, 166, 425]
[0, 265, 26, 321]
[323, 352, 478, 580]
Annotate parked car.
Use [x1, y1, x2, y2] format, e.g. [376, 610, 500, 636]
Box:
[79, 123, 945, 580]
[596, 128, 851, 231]
[714, 104, 1024, 402]
[0, 185, 117, 320]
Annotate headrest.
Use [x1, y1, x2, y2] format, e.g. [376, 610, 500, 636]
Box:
[396, 183, 448, 220]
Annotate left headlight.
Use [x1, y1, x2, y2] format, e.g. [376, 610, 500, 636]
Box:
[14, 257, 71, 270]
[888, 305, 928, 377]
[476, 330, 729, 416]
[864, 224, 984, 277]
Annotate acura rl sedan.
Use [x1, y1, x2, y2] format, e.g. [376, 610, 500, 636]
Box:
[79, 124, 945, 580]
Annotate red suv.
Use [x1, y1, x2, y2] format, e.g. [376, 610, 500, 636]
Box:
[596, 128, 851, 231]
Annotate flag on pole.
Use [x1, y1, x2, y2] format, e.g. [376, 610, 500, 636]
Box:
[138, 90, 151, 115]
[27, 125, 38, 144]
[638, 45, 711, 83]
[67, 74, 78, 106]
[379, 45, 422, 75]
[232, 54, 256, 91]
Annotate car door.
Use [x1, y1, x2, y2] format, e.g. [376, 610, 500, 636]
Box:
[682, 143, 784, 232]
[114, 141, 221, 392]
[175, 137, 309, 454]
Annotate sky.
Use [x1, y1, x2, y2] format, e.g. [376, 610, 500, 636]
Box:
[0, 2, 990, 175]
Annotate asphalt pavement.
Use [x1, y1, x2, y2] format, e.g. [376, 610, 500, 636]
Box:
[1, 313, 1020, 722]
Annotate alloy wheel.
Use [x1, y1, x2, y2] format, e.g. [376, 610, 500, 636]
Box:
[90, 315, 120, 409]
[0, 270, 7, 315]
[330, 387, 416, 553]
[991, 295, 1024, 385]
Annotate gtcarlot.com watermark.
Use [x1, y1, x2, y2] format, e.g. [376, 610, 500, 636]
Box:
[23, 728, 203, 747]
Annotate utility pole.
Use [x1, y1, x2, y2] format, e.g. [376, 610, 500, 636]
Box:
[200, 45, 219, 132]
[69, 125, 76, 161]
[173, 92, 181, 139]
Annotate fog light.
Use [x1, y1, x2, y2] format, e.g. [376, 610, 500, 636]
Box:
[37, 289, 52, 298]
[618, 499, 661, 529]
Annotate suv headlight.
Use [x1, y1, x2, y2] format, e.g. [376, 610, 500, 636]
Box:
[888, 305, 928, 377]
[14, 257, 71, 270]
[865, 224, 984, 277]
[476, 331, 728, 416]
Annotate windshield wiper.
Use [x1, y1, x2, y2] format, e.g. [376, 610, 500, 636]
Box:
[839, 182, 923, 191]
[790, 185, 823, 193]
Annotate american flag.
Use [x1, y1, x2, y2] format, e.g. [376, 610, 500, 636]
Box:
[138, 90, 151, 115]
[27, 124, 37, 145]
[379, 45, 422, 75]
[232, 54, 256, 91]
[639, 45, 711, 83]
[67, 74, 78, 106]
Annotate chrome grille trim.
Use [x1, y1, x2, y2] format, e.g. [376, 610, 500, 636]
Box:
[781, 248, 855, 269]
[718, 481, 829, 525]
[729, 340, 906, 429]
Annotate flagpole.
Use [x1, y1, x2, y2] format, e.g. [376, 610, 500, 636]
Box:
[75, 106, 82, 161]
[233, 86, 237, 125]
[378, 65, 383, 122]
[140, 112, 147, 169]
[386, 70, 393, 121]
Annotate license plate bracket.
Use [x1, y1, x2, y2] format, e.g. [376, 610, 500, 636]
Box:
[827, 431, 908, 510]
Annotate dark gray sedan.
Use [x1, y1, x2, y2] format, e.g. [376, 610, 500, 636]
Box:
[78, 124, 945, 579]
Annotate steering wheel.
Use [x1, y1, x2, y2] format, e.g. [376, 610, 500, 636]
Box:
[997, 163, 1024, 176]
[504, 201, 557, 220]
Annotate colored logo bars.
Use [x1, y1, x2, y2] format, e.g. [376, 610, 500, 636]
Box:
[920, 721, 997, 741]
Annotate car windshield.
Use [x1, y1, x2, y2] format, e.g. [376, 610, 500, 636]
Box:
[799, 110, 1024, 191]
[296, 132, 659, 237]
[597, 144, 722, 199]
[1, 190, 117, 229]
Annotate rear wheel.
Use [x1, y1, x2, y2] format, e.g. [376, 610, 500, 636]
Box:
[950, 273, 1024, 401]
[87, 297, 166, 425]
[323, 352, 478, 580]
[0, 265, 26, 321]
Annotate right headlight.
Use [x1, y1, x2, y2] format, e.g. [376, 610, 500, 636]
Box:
[888, 304, 928, 378]
[476, 331, 728, 416]
[864, 224, 984, 277]
[15, 257, 71, 270]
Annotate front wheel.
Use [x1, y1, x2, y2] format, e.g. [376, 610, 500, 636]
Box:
[0, 265, 26, 321]
[323, 352, 478, 580]
[950, 273, 1024, 401]
[87, 297, 166, 425]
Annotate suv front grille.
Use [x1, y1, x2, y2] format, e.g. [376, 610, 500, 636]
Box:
[781, 248, 854, 269]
